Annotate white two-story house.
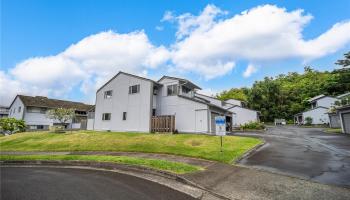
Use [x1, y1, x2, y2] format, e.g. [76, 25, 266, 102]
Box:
[8, 95, 93, 130]
[93, 72, 233, 133]
[294, 94, 338, 125]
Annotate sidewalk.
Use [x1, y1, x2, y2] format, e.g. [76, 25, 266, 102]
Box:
[2, 151, 350, 200]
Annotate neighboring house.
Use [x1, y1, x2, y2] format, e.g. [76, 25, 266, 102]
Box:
[93, 72, 232, 134]
[8, 95, 93, 130]
[0, 106, 9, 118]
[195, 93, 260, 127]
[294, 94, 338, 125]
[337, 105, 350, 134]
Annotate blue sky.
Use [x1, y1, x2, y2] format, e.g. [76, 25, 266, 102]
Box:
[1, 0, 350, 105]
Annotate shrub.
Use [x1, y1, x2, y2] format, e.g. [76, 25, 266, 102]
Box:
[0, 118, 26, 134]
[305, 117, 313, 126]
[241, 121, 265, 130]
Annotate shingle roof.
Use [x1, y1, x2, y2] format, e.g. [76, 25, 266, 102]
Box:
[16, 95, 93, 111]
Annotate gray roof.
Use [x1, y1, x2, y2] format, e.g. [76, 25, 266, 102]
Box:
[11, 95, 93, 112]
[337, 92, 350, 98]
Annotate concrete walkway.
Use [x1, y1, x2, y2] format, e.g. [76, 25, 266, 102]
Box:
[2, 150, 350, 199]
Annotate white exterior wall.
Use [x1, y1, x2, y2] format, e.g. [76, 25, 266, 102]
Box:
[24, 111, 54, 126]
[302, 107, 329, 124]
[157, 78, 209, 133]
[316, 97, 338, 108]
[94, 73, 153, 132]
[87, 119, 94, 130]
[8, 97, 24, 120]
[229, 106, 258, 126]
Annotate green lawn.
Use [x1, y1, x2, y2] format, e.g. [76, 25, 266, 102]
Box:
[0, 131, 262, 163]
[0, 154, 201, 174]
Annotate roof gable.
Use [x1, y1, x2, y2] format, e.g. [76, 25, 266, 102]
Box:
[97, 71, 159, 93]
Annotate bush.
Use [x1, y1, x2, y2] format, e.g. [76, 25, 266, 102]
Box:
[305, 117, 313, 126]
[0, 118, 26, 134]
[241, 121, 265, 130]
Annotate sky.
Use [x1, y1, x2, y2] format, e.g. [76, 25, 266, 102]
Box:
[1, 0, 350, 106]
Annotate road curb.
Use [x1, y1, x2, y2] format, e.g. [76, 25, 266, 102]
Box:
[234, 138, 266, 164]
[0, 160, 231, 200]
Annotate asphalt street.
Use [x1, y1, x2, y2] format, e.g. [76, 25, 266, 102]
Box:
[237, 126, 350, 187]
[0, 166, 196, 200]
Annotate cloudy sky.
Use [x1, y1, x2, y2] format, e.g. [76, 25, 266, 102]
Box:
[1, 0, 350, 106]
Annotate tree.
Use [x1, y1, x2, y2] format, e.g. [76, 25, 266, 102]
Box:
[335, 51, 350, 67]
[216, 53, 350, 122]
[47, 108, 75, 128]
[0, 118, 26, 134]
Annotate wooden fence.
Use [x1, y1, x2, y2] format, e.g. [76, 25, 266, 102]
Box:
[151, 115, 175, 132]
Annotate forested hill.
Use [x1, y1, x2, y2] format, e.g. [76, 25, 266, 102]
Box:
[217, 53, 350, 122]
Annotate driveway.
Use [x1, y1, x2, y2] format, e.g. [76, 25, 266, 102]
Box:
[236, 126, 350, 187]
[1, 166, 196, 200]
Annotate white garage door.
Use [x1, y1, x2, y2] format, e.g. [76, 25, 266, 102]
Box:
[342, 113, 350, 134]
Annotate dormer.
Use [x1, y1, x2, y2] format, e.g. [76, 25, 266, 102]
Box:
[158, 76, 201, 98]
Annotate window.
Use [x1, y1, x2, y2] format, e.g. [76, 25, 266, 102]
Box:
[13, 108, 16, 113]
[37, 125, 44, 129]
[152, 109, 156, 116]
[167, 84, 178, 96]
[129, 85, 140, 94]
[182, 86, 191, 94]
[123, 112, 127, 120]
[102, 113, 111, 120]
[104, 90, 113, 99]
[18, 107, 21, 113]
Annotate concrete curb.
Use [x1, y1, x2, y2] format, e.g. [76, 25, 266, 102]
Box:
[0, 160, 231, 200]
[233, 137, 266, 164]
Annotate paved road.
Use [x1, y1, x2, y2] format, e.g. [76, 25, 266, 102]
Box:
[0, 167, 196, 200]
[237, 126, 350, 187]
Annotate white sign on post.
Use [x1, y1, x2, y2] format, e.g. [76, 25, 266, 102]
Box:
[215, 116, 226, 136]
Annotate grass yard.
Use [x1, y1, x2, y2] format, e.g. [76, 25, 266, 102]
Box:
[0, 154, 201, 174]
[0, 131, 262, 163]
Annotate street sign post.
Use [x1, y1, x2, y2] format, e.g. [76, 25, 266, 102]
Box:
[215, 116, 226, 152]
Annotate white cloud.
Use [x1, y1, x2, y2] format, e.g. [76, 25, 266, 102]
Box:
[1, 30, 169, 105]
[243, 64, 258, 78]
[155, 26, 164, 31]
[161, 11, 176, 22]
[168, 4, 350, 79]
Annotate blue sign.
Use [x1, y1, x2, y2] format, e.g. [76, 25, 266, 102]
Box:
[215, 117, 225, 125]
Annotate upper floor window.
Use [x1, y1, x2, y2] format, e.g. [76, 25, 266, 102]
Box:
[122, 112, 127, 120]
[182, 86, 191, 94]
[102, 113, 111, 120]
[18, 107, 21, 113]
[104, 90, 113, 99]
[129, 85, 140, 94]
[167, 84, 178, 96]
